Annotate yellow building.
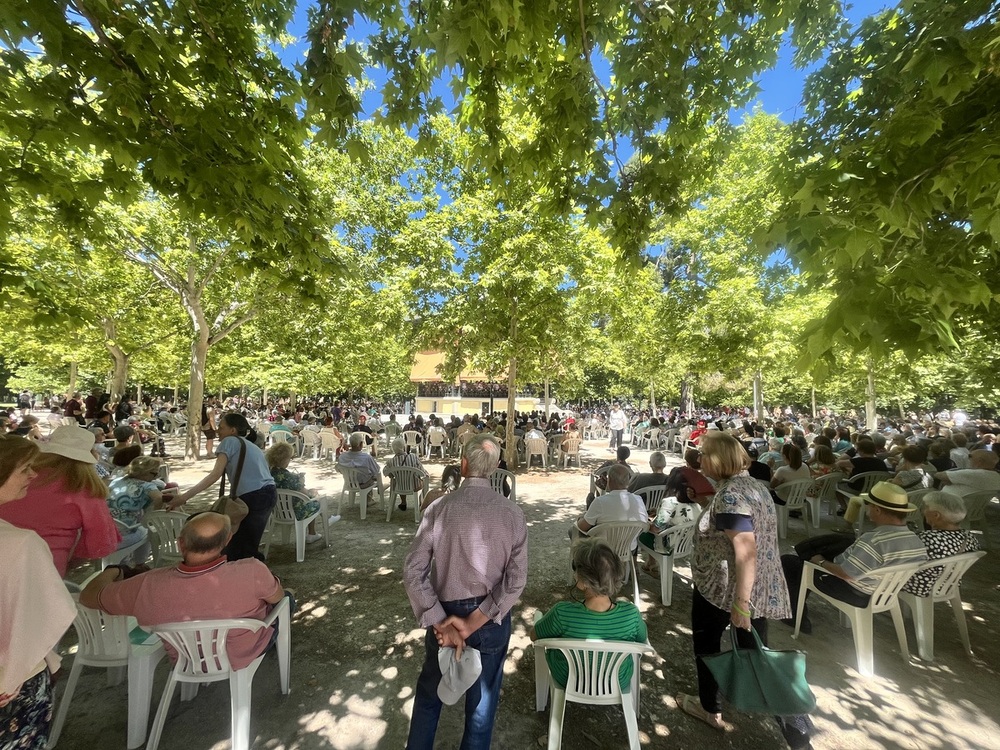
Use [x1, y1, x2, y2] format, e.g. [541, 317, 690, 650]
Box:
[410, 351, 544, 416]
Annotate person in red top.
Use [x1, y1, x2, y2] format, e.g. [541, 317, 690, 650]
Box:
[81, 512, 287, 671]
[0, 426, 119, 576]
[688, 420, 709, 445]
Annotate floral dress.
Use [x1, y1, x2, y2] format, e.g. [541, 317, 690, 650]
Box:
[691, 473, 791, 619]
[270, 468, 321, 520]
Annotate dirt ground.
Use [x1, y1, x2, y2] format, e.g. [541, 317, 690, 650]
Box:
[56, 436, 1000, 750]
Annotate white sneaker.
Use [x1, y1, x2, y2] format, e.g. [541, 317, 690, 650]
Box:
[305, 533, 323, 543]
[326, 514, 342, 525]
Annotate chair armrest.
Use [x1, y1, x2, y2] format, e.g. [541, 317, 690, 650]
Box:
[262, 594, 291, 628]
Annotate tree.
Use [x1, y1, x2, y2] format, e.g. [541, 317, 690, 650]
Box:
[772, 1, 1000, 368]
[1, 1, 330, 294]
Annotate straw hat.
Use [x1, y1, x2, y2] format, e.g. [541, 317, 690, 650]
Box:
[40, 426, 98, 464]
[861, 481, 916, 513]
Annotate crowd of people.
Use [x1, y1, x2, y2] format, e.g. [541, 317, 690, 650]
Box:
[1, 393, 999, 749]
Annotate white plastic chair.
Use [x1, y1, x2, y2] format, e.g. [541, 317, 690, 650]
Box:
[904, 488, 934, 530]
[637, 518, 697, 606]
[145, 511, 188, 567]
[146, 597, 291, 750]
[318, 432, 341, 461]
[959, 490, 995, 543]
[299, 430, 321, 459]
[490, 469, 517, 503]
[836, 470, 891, 507]
[384, 466, 427, 523]
[403, 430, 422, 454]
[559, 438, 582, 469]
[336, 465, 382, 520]
[256, 422, 273, 437]
[633, 485, 667, 519]
[639, 428, 660, 451]
[101, 519, 149, 569]
[792, 560, 923, 677]
[533, 637, 654, 750]
[899, 551, 986, 661]
[525, 437, 548, 469]
[272, 491, 322, 562]
[811, 471, 844, 520]
[49, 600, 167, 749]
[585, 521, 647, 607]
[268, 430, 296, 453]
[426, 430, 448, 459]
[774, 478, 817, 538]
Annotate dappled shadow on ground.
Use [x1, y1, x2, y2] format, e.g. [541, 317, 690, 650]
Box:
[54, 437, 1000, 749]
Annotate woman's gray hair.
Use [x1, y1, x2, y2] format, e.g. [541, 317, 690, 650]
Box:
[391, 436, 406, 455]
[463, 434, 500, 477]
[649, 451, 666, 471]
[349, 431, 366, 449]
[923, 491, 967, 524]
[571, 539, 624, 598]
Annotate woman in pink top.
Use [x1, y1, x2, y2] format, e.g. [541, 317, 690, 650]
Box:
[0, 426, 119, 576]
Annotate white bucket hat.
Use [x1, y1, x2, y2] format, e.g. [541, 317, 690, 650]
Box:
[40, 426, 98, 464]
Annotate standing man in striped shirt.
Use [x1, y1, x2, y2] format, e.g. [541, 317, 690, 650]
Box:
[403, 434, 528, 750]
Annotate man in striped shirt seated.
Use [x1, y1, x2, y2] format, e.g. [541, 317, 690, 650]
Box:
[779, 482, 927, 634]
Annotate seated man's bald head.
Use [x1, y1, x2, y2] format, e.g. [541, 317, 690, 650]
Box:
[179, 512, 232, 555]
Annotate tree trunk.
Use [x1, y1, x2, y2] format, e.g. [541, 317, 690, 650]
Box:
[69, 361, 78, 394]
[504, 302, 518, 468]
[185, 325, 210, 459]
[137, 383, 143, 406]
[173, 383, 180, 405]
[753, 370, 764, 422]
[108, 346, 129, 400]
[290, 390, 297, 413]
[544, 379, 550, 420]
[649, 379, 656, 415]
[811, 386, 817, 420]
[865, 357, 878, 432]
[680, 376, 694, 417]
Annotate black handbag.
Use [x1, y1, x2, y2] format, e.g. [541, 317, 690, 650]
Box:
[702, 626, 816, 715]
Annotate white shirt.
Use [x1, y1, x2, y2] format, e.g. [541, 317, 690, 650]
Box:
[583, 490, 649, 550]
[608, 409, 627, 431]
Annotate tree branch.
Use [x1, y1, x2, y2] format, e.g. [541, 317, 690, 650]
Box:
[208, 307, 259, 345]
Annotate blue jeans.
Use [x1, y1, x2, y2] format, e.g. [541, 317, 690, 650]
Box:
[406, 598, 512, 750]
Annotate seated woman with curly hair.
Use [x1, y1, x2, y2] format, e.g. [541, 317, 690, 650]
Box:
[266, 441, 335, 544]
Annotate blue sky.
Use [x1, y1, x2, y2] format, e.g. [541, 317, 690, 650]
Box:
[282, 2, 892, 126]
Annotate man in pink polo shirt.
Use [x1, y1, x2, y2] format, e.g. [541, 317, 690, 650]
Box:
[80, 512, 285, 669]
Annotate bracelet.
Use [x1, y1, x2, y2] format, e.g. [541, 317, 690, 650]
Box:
[732, 603, 751, 617]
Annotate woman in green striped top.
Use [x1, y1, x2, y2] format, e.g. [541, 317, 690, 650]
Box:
[530, 539, 647, 690]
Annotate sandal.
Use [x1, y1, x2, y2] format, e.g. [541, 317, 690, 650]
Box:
[676, 693, 727, 731]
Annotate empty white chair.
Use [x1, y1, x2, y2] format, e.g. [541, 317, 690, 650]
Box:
[271, 490, 322, 562]
[774, 478, 818, 538]
[49, 600, 167, 749]
[904, 488, 934, 530]
[384, 466, 427, 523]
[525, 437, 548, 469]
[586, 521, 647, 607]
[633, 485, 667, 519]
[639, 428, 660, 451]
[899, 550, 986, 661]
[792, 560, 923, 677]
[146, 597, 291, 750]
[256, 422, 273, 437]
[336, 465, 382, 520]
[534, 637, 654, 750]
[268, 430, 296, 453]
[145, 511, 188, 567]
[637, 518, 697, 606]
[489, 469, 517, 503]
